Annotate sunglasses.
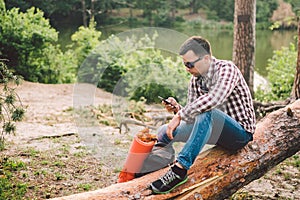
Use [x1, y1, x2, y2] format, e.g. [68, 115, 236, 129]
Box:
[183, 56, 203, 69]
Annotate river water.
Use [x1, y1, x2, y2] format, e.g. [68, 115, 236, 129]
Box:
[102, 26, 296, 77]
[58, 24, 296, 78]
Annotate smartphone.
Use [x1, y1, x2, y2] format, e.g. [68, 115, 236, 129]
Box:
[158, 96, 172, 105]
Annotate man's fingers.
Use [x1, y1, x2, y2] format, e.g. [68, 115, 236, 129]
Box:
[163, 103, 176, 113]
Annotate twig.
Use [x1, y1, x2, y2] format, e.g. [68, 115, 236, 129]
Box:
[119, 119, 156, 134]
[29, 132, 78, 141]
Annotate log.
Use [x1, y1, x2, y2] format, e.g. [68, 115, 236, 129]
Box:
[51, 100, 300, 200]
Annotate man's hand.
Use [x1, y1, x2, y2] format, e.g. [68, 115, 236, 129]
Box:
[162, 97, 180, 113]
[166, 113, 181, 140]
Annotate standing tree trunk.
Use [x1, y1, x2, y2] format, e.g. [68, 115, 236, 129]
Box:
[189, 0, 197, 14]
[232, 0, 256, 97]
[90, 0, 95, 22]
[292, 18, 300, 99]
[170, 0, 176, 21]
[81, 0, 88, 27]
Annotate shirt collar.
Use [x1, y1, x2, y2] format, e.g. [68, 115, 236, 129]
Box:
[205, 56, 216, 80]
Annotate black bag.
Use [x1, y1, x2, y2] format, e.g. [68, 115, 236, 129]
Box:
[135, 142, 175, 178]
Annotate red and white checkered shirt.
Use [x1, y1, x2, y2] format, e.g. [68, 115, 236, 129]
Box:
[178, 57, 256, 134]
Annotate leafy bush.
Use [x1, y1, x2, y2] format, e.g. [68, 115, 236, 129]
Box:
[120, 48, 189, 104]
[0, 61, 25, 150]
[256, 0, 278, 23]
[78, 33, 189, 104]
[132, 83, 175, 103]
[66, 19, 102, 69]
[255, 43, 296, 102]
[77, 34, 145, 91]
[0, 6, 75, 83]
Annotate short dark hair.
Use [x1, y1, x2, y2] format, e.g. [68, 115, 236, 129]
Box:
[179, 36, 212, 56]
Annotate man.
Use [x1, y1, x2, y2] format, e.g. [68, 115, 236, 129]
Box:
[150, 36, 256, 194]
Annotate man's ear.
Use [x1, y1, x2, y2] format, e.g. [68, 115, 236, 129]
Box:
[204, 55, 210, 64]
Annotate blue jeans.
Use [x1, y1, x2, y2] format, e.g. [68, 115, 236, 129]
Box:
[157, 109, 253, 170]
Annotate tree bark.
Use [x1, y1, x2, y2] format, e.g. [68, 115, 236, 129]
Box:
[81, 0, 88, 27]
[170, 0, 176, 21]
[232, 0, 256, 97]
[51, 100, 300, 200]
[189, 0, 197, 14]
[90, 0, 95, 22]
[292, 19, 300, 99]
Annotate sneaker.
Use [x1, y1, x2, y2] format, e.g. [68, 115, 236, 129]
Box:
[150, 165, 188, 194]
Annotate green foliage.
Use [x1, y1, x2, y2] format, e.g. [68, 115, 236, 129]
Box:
[67, 19, 102, 68]
[0, 61, 25, 150]
[0, 157, 27, 199]
[132, 83, 175, 103]
[5, 0, 82, 18]
[0, 0, 5, 12]
[255, 43, 296, 102]
[256, 0, 278, 29]
[153, 8, 174, 27]
[78, 183, 92, 191]
[290, 154, 300, 170]
[0, 2, 103, 84]
[197, 0, 278, 28]
[78, 34, 145, 91]
[4, 0, 285, 30]
[121, 49, 189, 104]
[257, 0, 278, 23]
[0, 5, 77, 83]
[0, 7, 56, 74]
[78, 33, 189, 104]
[198, 0, 234, 21]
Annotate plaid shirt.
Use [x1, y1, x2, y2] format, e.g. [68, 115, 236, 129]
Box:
[178, 57, 256, 134]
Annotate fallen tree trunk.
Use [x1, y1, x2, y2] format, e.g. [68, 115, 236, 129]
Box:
[52, 100, 300, 200]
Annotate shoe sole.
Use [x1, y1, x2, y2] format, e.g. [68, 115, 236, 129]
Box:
[151, 177, 188, 194]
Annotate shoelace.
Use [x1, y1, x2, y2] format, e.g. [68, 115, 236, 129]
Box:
[160, 170, 180, 185]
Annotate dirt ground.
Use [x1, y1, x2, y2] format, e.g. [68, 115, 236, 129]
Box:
[1, 81, 299, 199]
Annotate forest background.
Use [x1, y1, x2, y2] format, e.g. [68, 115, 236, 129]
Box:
[1, 0, 299, 103]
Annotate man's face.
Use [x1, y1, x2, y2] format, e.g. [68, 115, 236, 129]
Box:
[181, 50, 210, 77]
